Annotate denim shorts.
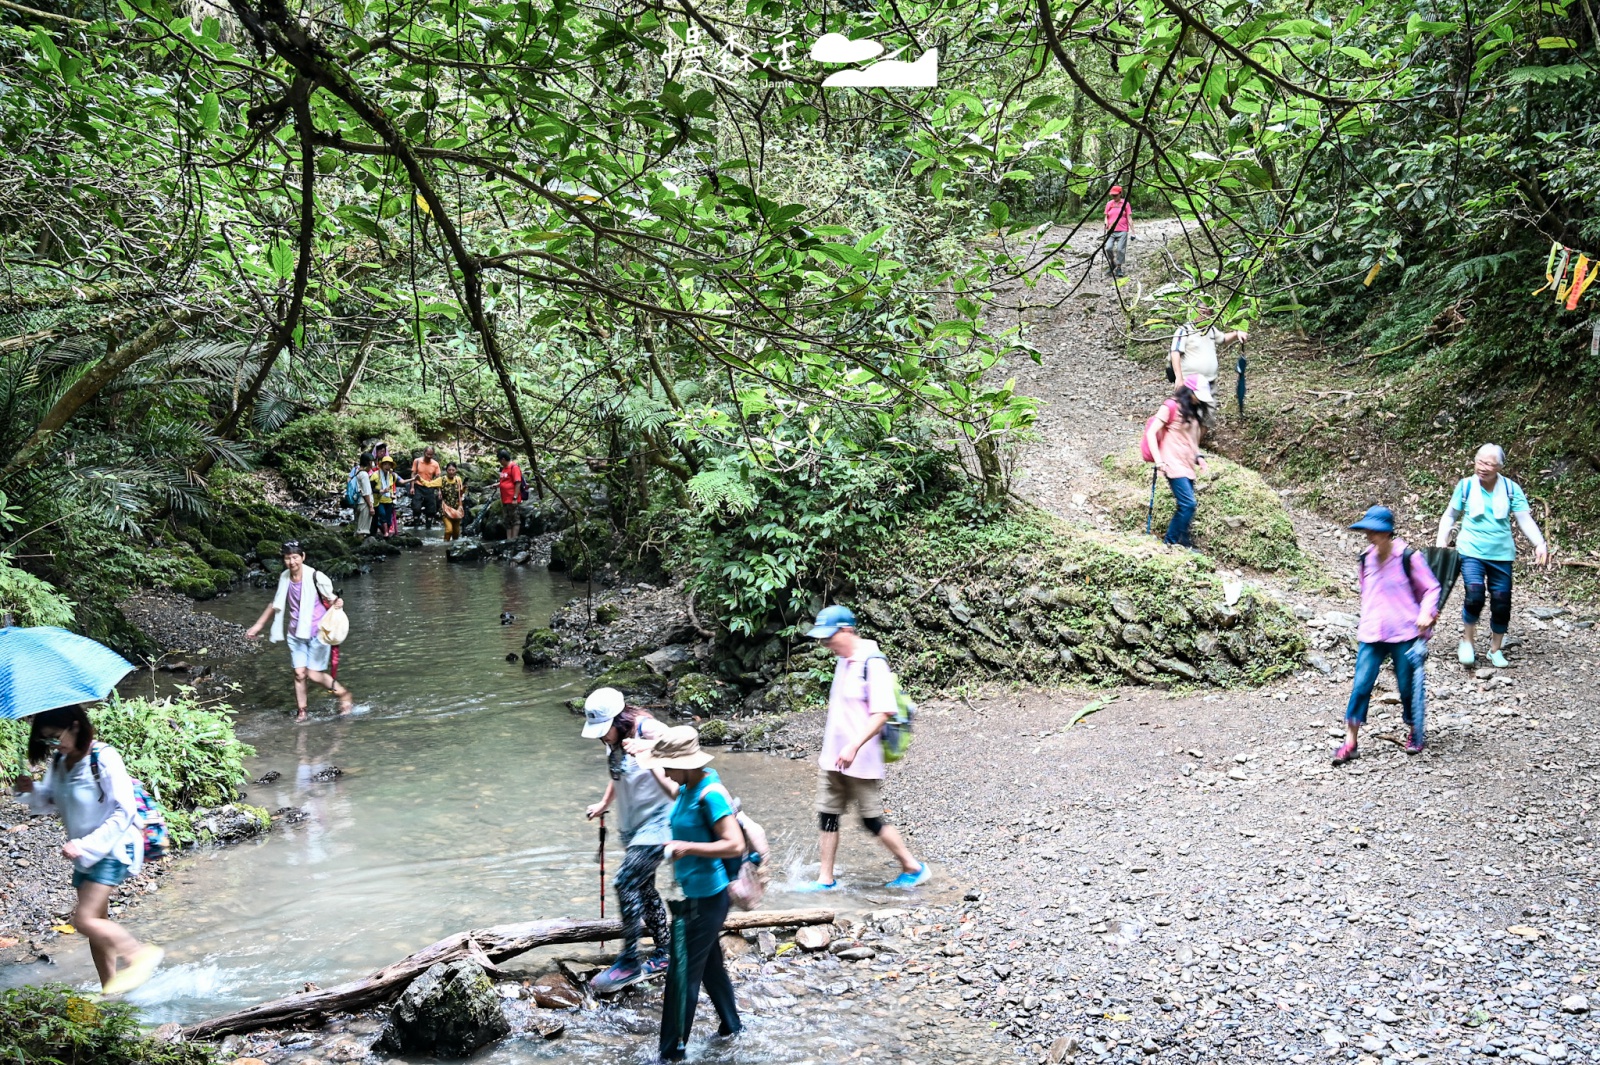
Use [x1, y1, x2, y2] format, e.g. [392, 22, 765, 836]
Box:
[72, 853, 131, 888]
[287, 634, 332, 672]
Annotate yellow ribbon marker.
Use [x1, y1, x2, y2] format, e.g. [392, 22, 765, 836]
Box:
[1534, 242, 1562, 294]
[1566, 255, 1595, 311]
[1363, 262, 1382, 287]
[1552, 247, 1573, 303]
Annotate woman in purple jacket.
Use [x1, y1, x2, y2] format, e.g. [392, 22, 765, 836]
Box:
[1335, 506, 1441, 764]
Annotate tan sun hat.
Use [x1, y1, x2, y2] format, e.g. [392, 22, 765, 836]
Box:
[634, 725, 713, 770]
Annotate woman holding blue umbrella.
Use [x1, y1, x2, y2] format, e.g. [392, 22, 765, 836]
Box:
[2, 626, 163, 994]
[14, 705, 162, 994]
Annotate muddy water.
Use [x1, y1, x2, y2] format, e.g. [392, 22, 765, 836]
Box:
[11, 549, 965, 1062]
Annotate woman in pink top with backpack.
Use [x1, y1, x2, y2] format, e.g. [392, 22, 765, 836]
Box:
[1335, 506, 1441, 764]
[1143, 375, 1212, 549]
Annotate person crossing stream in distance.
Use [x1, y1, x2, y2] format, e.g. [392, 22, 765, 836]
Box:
[245, 541, 355, 720]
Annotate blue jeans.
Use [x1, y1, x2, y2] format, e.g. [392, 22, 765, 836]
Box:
[1460, 556, 1513, 634]
[71, 847, 133, 888]
[1164, 476, 1197, 547]
[1346, 639, 1427, 743]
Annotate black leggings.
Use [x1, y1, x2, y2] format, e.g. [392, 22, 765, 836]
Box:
[659, 890, 739, 1061]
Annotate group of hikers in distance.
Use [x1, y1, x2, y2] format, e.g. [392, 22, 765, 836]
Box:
[1121, 197, 1550, 763]
[343, 443, 528, 543]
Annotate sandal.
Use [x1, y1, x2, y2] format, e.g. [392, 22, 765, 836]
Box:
[335, 686, 354, 714]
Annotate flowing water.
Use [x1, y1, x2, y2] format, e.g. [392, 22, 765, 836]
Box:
[7, 549, 959, 1062]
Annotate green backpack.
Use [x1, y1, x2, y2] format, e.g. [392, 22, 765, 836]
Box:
[861, 654, 916, 763]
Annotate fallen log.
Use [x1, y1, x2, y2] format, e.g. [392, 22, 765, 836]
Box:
[182, 908, 834, 1040]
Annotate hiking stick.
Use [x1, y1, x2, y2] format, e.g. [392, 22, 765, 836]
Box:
[1146, 466, 1159, 535]
[597, 813, 607, 947]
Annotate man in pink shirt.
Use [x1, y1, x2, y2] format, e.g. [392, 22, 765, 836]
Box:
[1103, 184, 1133, 277]
[1335, 507, 1441, 764]
[794, 605, 928, 892]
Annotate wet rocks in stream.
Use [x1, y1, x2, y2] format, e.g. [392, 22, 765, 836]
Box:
[377, 959, 510, 1057]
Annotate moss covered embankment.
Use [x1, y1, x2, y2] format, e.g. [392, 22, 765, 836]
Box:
[1097, 447, 1323, 579]
[841, 509, 1306, 690]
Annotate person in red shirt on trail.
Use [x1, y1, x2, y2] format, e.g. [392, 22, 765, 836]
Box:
[1103, 184, 1133, 277]
[497, 448, 525, 541]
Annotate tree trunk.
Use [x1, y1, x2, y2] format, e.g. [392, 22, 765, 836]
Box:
[330, 328, 377, 413]
[1066, 88, 1087, 217]
[2, 311, 192, 477]
[181, 908, 836, 1040]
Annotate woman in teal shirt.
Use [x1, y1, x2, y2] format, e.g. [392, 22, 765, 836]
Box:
[634, 726, 744, 1062]
[1436, 443, 1549, 668]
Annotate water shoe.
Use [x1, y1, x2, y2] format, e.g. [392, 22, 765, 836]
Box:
[885, 864, 931, 889]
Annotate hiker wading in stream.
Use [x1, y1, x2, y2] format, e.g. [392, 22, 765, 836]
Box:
[630, 727, 743, 1063]
[245, 541, 354, 719]
[1335, 506, 1441, 764]
[1144, 375, 1212, 551]
[14, 705, 164, 995]
[582, 687, 676, 993]
[796, 605, 928, 892]
[1436, 443, 1550, 669]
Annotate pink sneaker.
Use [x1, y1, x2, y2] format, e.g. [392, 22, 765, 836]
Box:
[1332, 741, 1358, 766]
[1405, 732, 1425, 755]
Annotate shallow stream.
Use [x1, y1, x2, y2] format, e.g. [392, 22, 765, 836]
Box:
[9, 549, 951, 1062]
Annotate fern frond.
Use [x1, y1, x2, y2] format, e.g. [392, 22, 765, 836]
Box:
[687, 469, 759, 514]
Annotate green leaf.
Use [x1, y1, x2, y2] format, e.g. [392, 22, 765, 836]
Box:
[1536, 37, 1576, 49]
[198, 92, 219, 132]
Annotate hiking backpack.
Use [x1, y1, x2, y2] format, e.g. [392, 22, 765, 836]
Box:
[861, 654, 917, 763]
[86, 745, 170, 861]
[1358, 546, 1461, 613]
[697, 789, 770, 911]
[344, 467, 364, 507]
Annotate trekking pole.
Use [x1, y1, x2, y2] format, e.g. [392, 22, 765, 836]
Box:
[596, 813, 607, 947]
[1146, 465, 1159, 535]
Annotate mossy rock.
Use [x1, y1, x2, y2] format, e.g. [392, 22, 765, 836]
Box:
[524, 627, 561, 650]
[318, 557, 364, 581]
[166, 564, 233, 601]
[357, 537, 401, 558]
[593, 603, 621, 625]
[389, 533, 424, 549]
[671, 672, 736, 716]
[1098, 448, 1317, 575]
[591, 659, 668, 697]
[199, 547, 247, 575]
[697, 718, 736, 745]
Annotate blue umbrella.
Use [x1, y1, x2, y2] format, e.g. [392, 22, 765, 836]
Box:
[0, 626, 136, 720]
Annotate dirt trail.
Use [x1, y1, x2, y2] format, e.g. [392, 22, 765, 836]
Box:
[992, 219, 1365, 595]
[870, 220, 1600, 1065]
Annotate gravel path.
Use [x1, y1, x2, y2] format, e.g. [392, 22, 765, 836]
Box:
[866, 223, 1600, 1064]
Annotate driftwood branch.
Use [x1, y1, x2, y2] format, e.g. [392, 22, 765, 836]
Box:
[182, 908, 835, 1040]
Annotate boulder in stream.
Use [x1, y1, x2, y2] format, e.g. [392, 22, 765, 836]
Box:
[378, 960, 510, 1057]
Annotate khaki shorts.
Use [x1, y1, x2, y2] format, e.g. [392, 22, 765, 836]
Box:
[815, 770, 884, 818]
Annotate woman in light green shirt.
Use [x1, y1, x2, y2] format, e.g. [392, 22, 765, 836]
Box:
[1436, 444, 1549, 668]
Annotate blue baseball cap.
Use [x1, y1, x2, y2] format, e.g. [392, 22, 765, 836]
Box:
[1349, 505, 1395, 534]
[806, 604, 857, 639]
